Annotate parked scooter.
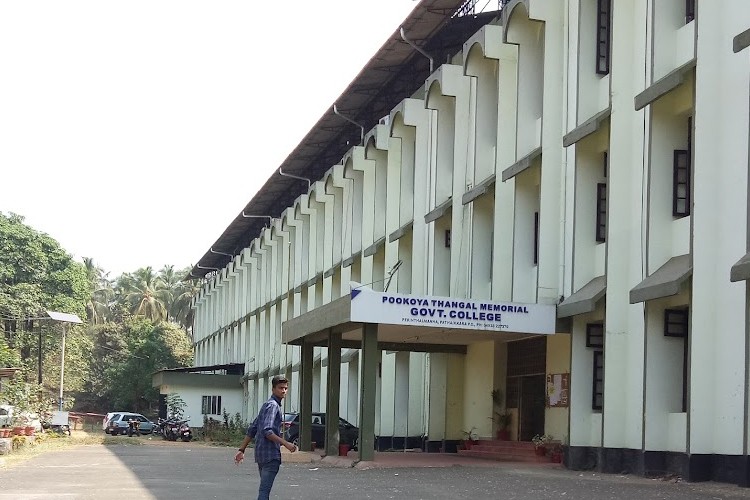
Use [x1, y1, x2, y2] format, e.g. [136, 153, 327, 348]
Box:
[160, 417, 192, 442]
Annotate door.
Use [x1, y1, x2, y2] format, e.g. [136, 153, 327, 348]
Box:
[519, 375, 546, 441]
[506, 336, 547, 441]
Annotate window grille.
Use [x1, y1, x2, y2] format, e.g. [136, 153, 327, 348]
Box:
[685, 0, 695, 23]
[673, 150, 690, 217]
[586, 323, 604, 348]
[533, 211, 539, 265]
[202, 395, 222, 415]
[596, 0, 612, 75]
[592, 351, 604, 410]
[596, 183, 607, 242]
[664, 308, 689, 337]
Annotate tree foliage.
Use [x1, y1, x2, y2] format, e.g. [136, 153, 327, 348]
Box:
[0, 212, 88, 322]
[79, 318, 193, 413]
[0, 212, 197, 415]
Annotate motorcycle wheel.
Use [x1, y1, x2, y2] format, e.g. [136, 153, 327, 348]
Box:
[181, 436, 191, 442]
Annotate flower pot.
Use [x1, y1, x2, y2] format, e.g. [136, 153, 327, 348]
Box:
[24, 426, 35, 436]
[551, 452, 563, 463]
[497, 429, 510, 441]
[534, 445, 547, 457]
[338, 443, 350, 456]
[12, 426, 24, 436]
[464, 440, 473, 450]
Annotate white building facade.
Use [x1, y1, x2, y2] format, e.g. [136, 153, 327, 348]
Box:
[188, 0, 750, 485]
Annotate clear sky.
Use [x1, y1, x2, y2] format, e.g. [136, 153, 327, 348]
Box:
[0, 0, 418, 277]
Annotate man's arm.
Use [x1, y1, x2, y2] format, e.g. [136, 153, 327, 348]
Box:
[264, 431, 296, 452]
[233, 418, 258, 464]
[234, 435, 252, 465]
[260, 404, 296, 453]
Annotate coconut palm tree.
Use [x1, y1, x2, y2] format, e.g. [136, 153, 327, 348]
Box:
[83, 257, 113, 324]
[170, 276, 200, 336]
[116, 267, 168, 322]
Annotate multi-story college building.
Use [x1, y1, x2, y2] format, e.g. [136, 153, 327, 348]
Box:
[180, 0, 750, 486]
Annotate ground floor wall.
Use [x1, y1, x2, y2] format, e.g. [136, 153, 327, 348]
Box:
[239, 334, 570, 452]
[152, 373, 244, 428]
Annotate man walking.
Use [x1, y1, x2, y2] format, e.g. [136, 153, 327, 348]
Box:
[235, 375, 297, 499]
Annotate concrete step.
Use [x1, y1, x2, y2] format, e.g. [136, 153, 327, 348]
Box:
[471, 444, 537, 454]
[457, 448, 549, 463]
[474, 440, 536, 450]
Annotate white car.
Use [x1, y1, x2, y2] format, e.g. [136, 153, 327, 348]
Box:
[103, 411, 129, 433]
[0, 405, 12, 428]
[0, 405, 42, 431]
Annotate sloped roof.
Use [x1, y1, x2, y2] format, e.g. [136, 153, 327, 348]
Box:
[190, 0, 499, 278]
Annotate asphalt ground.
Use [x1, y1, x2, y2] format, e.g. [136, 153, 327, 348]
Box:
[3, 441, 750, 499]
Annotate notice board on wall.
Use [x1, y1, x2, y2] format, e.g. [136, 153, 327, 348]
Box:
[546, 373, 569, 408]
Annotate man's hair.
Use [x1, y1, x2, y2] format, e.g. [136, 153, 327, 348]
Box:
[272, 375, 288, 388]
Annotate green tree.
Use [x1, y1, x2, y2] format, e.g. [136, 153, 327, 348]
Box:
[0, 212, 89, 404]
[83, 257, 114, 325]
[166, 392, 187, 419]
[115, 267, 169, 322]
[167, 267, 199, 334]
[101, 318, 193, 413]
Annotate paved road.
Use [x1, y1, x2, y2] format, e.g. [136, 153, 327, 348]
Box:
[3, 443, 750, 499]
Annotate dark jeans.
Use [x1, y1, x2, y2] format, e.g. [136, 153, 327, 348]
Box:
[257, 459, 280, 500]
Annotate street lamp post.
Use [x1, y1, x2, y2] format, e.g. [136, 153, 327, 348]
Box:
[46, 311, 83, 411]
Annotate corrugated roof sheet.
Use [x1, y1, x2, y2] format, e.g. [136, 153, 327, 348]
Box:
[190, 0, 499, 278]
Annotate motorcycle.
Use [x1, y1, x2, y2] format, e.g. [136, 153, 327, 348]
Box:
[160, 417, 192, 442]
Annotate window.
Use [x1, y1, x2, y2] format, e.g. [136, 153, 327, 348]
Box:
[596, 183, 607, 242]
[587, 322, 605, 411]
[664, 308, 689, 337]
[202, 395, 222, 415]
[685, 0, 695, 23]
[596, 0, 612, 75]
[533, 211, 539, 265]
[586, 323, 604, 348]
[673, 117, 692, 218]
[664, 307, 690, 411]
[592, 351, 604, 410]
[673, 151, 690, 217]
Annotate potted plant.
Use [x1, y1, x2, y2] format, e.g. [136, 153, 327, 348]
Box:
[490, 389, 511, 440]
[549, 443, 563, 463]
[494, 411, 512, 440]
[462, 427, 478, 450]
[531, 433, 552, 456]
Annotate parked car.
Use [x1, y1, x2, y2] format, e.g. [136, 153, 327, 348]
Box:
[0, 405, 42, 431]
[103, 411, 128, 433]
[106, 413, 155, 435]
[282, 412, 358, 449]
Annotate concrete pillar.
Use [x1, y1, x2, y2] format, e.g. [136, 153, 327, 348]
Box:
[359, 323, 378, 461]
[300, 341, 313, 451]
[325, 330, 342, 456]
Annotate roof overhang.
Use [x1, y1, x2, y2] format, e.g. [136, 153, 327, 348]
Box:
[562, 107, 611, 147]
[557, 276, 606, 318]
[502, 146, 542, 181]
[634, 59, 696, 111]
[0, 367, 21, 378]
[153, 363, 245, 375]
[731, 252, 750, 282]
[282, 291, 557, 352]
[629, 254, 692, 304]
[734, 27, 750, 53]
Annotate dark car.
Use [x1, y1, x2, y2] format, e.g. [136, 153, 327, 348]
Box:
[283, 412, 358, 450]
